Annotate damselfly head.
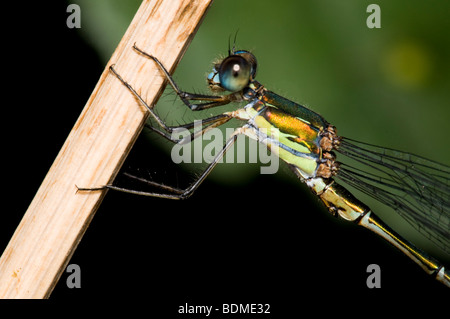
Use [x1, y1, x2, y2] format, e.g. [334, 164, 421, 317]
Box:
[208, 50, 257, 93]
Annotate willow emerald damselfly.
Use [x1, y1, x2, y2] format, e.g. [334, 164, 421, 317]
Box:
[78, 43, 450, 287]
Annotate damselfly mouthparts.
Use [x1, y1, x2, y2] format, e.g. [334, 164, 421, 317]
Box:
[79, 44, 450, 287]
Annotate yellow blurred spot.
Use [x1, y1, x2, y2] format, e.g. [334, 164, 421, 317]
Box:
[382, 41, 432, 89]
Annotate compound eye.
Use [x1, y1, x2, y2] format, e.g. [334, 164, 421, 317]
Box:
[218, 55, 251, 92]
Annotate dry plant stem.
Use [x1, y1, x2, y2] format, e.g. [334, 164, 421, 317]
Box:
[0, 0, 213, 298]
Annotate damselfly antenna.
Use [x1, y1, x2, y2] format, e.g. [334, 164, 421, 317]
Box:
[228, 29, 239, 55]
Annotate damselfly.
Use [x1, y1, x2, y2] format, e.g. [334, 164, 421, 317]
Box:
[79, 44, 450, 287]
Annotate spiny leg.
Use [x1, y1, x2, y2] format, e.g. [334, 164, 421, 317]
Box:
[77, 132, 240, 200]
[109, 65, 169, 131]
[132, 43, 243, 111]
[110, 65, 232, 144]
[110, 43, 245, 141]
[145, 113, 232, 145]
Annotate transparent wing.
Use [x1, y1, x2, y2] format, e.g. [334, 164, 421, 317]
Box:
[336, 137, 450, 254]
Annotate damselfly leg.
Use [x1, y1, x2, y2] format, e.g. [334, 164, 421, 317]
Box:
[80, 134, 239, 199]
[132, 44, 244, 111]
[78, 46, 251, 199]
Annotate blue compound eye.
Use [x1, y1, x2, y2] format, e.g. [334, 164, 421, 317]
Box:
[218, 55, 251, 92]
